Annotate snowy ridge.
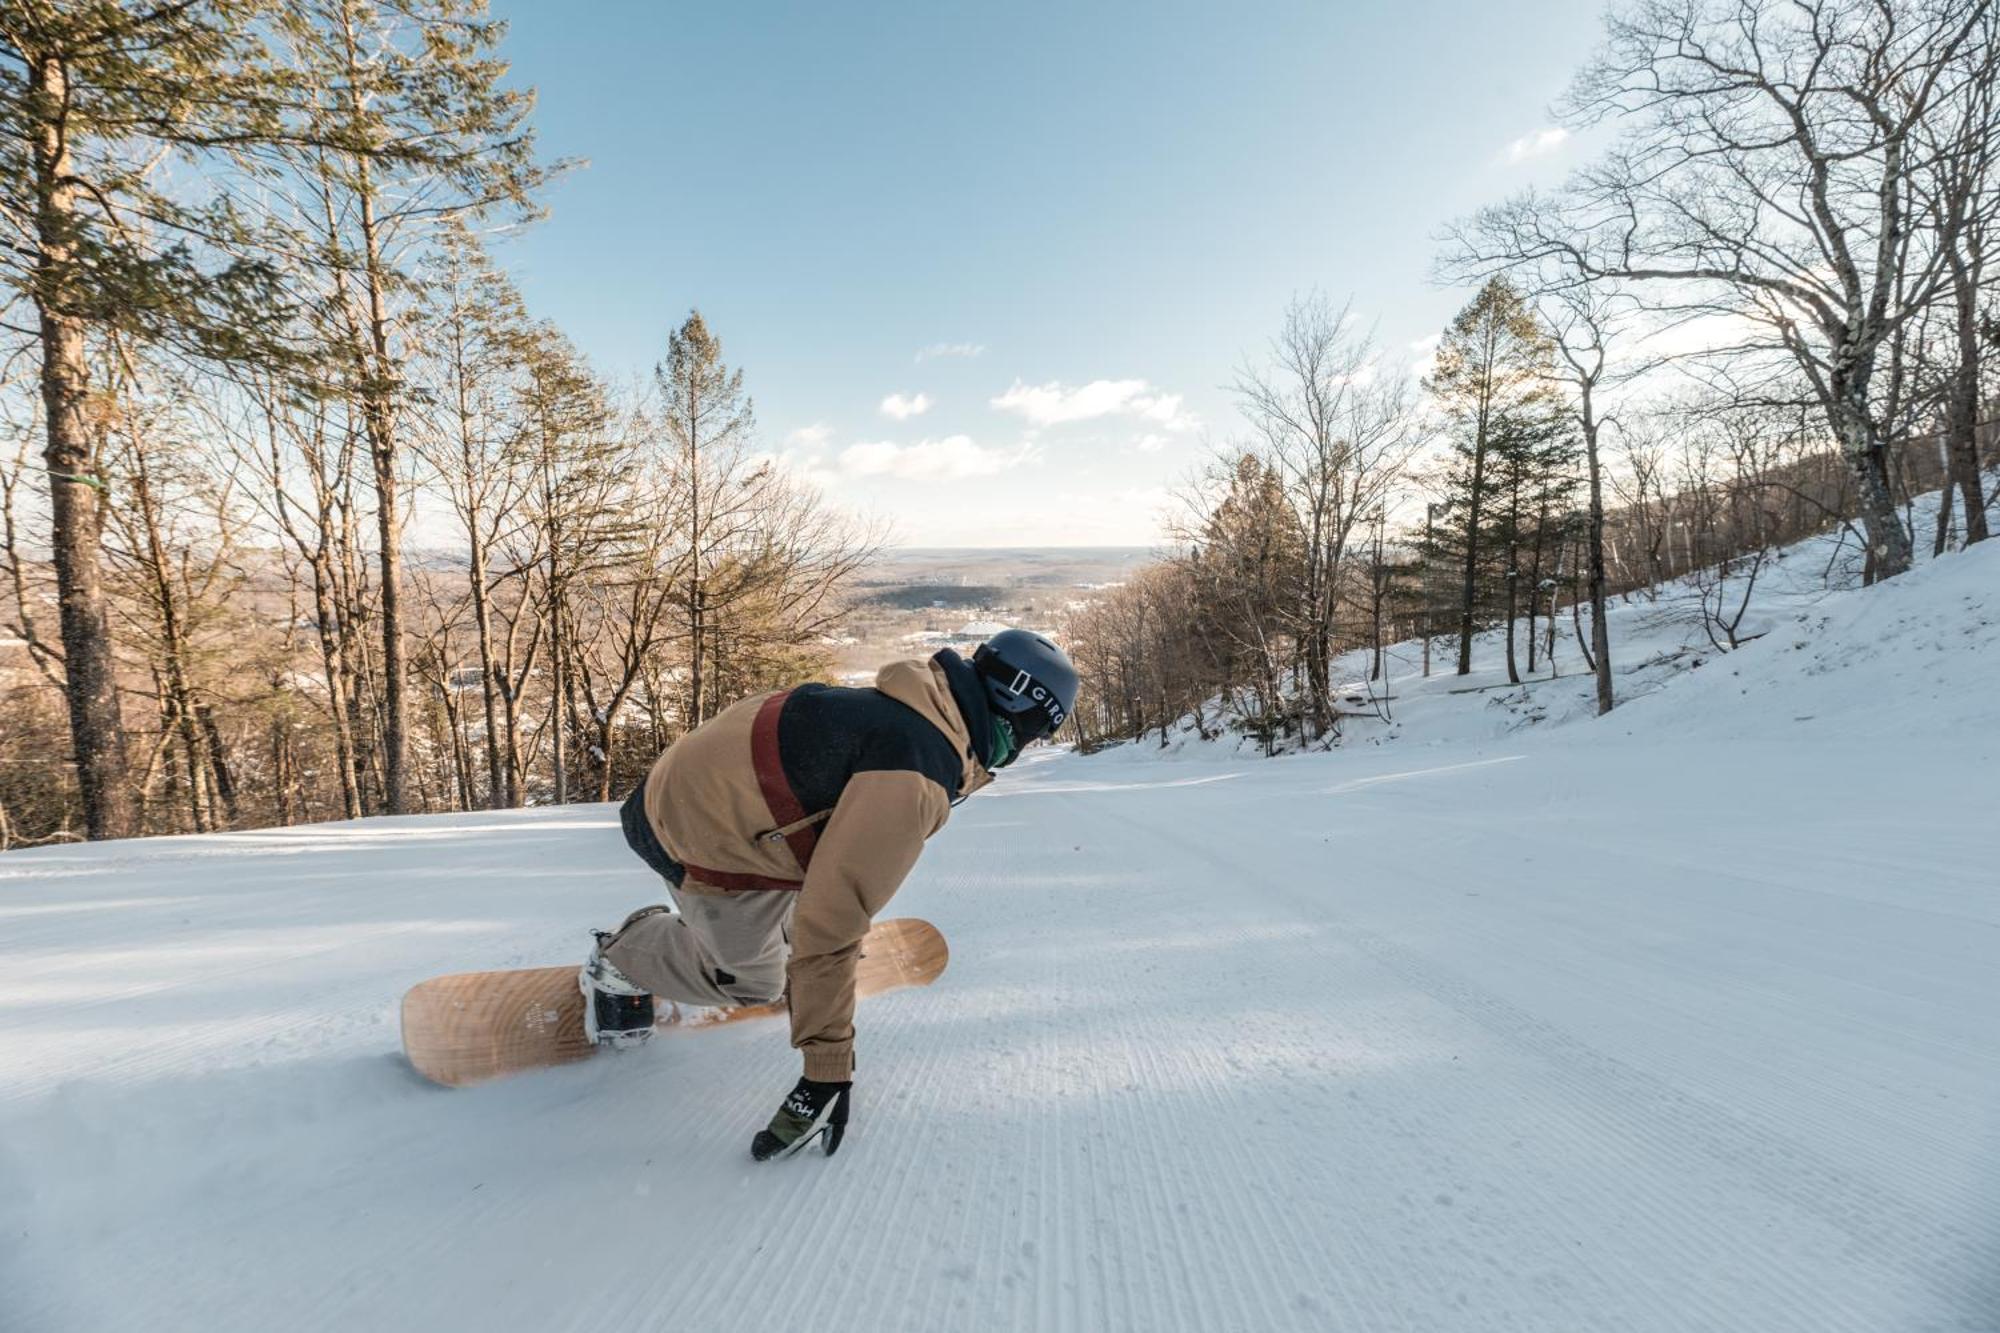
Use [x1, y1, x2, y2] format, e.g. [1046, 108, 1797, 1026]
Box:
[1103, 487, 2000, 759]
[2, 537, 1997, 1330]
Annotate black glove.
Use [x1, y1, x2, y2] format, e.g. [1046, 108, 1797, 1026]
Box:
[750, 1076, 851, 1161]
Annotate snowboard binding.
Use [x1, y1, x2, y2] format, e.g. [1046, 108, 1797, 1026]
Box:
[579, 932, 656, 1048]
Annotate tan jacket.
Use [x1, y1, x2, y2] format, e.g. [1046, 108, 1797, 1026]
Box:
[640, 655, 992, 1079]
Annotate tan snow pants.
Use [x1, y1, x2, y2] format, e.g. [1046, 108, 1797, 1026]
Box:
[602, 881, 795, 1009]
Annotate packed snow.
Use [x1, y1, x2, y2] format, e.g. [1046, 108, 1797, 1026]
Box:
[3, 533, 1997, 1332]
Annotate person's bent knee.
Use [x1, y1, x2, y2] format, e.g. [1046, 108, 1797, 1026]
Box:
[715, 961, 785, 1006]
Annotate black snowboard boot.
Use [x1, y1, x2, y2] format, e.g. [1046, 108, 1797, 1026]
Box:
[579, 909, 664, 1048]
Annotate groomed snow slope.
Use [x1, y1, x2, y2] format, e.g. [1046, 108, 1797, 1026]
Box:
[3, 544, 1997, 1333]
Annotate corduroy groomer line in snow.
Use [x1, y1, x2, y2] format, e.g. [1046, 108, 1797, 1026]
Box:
[2, 508, 1996, 1332]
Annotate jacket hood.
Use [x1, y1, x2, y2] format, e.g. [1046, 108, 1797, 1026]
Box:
[875, 652, 995, 798]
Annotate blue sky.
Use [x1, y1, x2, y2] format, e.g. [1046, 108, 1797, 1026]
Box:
[488, 0, 1606, 546]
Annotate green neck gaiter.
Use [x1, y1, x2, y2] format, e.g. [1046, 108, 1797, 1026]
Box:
[988, 715, 1018, 769]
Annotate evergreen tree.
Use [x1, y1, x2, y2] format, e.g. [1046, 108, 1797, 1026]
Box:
[1187, 454, 1304, 740]
[1483, 398, 1576, 683]
[0, 0, 293, 838]
[1425, 277, 1564, 676]
[655, 310, 759, 730]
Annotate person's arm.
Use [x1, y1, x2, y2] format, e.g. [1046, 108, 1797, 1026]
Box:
[784, 769, 950, 1082]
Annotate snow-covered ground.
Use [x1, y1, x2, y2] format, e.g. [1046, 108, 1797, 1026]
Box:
[1114, 494, 2000, 760]
[4, 538, 1997, 1332]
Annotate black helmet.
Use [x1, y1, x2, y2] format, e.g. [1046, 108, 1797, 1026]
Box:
[972, 629, 1078, 745]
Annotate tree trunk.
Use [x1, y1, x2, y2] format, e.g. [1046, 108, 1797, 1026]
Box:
[1456, 406, 1491, 677]
[1525, 503, 1547, 677]
[30, 52, 134, 840]
[1932, 435, 1957, 558]
[322, 0, 410, 814]
[688, 583, 705, 730]
[1542, 541, 1559, 670]
[1572, 577, 1595, 669]
[320, 556, 364, 816]
[1583, 412, 1614, 715]
[158, 695, 185, 831]
[197, 703, 238, 824]
[269, 712, 295, 826]
[596, 713, 617, 803]
[550, 606, 569, 805]
[335, 445, 382, 811]
[498, 608, 536, 808]
[1829, 390, 1913, 582]
[1943, 243, 1988, 546]
[304, 552, 363, 819]
[468, 534, 505, 808]
[356, 183, 409, 813]
[130, 445, 213, 831]
[439, 673, 473, 812]
[684, 388, 706, 731]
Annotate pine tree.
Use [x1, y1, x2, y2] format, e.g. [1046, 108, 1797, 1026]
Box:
[0, 1, 296, 838]
[655, 311, 759, 730]
[1425, 278, 1564, 677]
[1482, 398, 1576, 683]
[1188, 454, 1304, 741]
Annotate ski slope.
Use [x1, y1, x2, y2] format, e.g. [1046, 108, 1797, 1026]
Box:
[3, 543, 1997, 1333]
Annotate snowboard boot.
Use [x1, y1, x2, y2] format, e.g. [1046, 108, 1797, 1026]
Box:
[579, 907, 667, 1048]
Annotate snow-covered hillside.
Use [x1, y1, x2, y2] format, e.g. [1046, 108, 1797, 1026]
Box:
[3, 541, 1996, 1333]
[1119, 496, 2000, 759]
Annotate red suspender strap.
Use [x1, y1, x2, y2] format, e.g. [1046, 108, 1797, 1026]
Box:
[751, 689, 820, 874]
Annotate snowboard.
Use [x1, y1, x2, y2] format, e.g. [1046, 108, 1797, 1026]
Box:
[400, 916, 948, 1088]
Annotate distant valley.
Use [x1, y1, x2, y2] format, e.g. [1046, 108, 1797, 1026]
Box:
[830, 546, 1155, 679]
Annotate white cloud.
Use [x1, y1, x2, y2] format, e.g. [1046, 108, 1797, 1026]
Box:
[1503, 127, 1570, 165]
[990, 378, 1197, 432]
[879, 391, 933, 421]
[837, 435, 1035, 481]
[915, 342, 985, 363]
[1401, 334, 1445, 381]
[765, 438, 839, 490]
[1131, 433, 1169, 454]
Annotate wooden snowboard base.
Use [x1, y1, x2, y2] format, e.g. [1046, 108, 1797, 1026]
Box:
[401, 917, 947, 1087]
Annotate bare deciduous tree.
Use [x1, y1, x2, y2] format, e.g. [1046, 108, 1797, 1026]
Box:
[1234, 294, 1422, 731]
[1472, 0, 1997, 582]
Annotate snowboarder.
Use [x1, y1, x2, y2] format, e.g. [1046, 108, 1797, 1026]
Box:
[582, 629, 1079, 1161]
